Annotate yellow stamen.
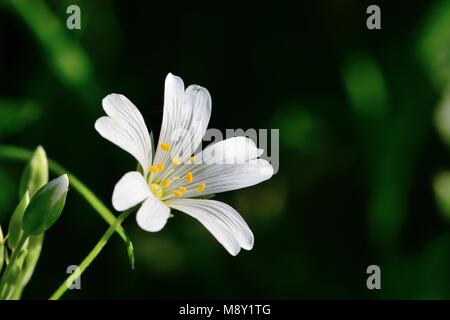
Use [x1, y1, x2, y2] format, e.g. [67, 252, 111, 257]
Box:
[172, 190, 183, 197]
[196, 183, 206, 193]
[149, 166, 158, 173]
[179, 186, 187, 193]
[172, 156, 181, 166]
[156, 162, 165, 171]
[160, 143, 171, 152]
[189, 156, 196, 164]
[186, 172, 193, 183]
[161, 179, 171, 188]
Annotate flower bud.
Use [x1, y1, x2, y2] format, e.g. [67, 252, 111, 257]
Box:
[19, 146, 49, 198]
[22, 175, 69, 236]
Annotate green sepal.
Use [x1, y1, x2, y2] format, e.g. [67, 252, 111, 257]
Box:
[136, 163, 144, 175]
[126, 237, 135, 270]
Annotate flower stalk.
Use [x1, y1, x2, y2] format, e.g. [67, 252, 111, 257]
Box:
[0, 234, 28, 299]
[49, 209, 133, 300]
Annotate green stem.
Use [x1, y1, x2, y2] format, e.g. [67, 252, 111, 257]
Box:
[0, 144, 129, 245]
[49, 209, 133, 300]
[10, 233, 44, 299]
[0, 235, 28, 299]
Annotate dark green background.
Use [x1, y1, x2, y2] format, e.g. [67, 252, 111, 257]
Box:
[1, 0, 450, 299]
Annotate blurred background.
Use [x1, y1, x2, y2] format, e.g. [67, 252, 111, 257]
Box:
[1, 0, 450, 299]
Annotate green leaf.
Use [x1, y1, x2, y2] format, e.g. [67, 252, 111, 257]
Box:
[19, 146, 49, 198]
[22, 175, 69, 236]
[7, 192, 30, 250]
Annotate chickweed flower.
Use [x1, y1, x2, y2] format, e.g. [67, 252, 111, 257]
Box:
[95, 73, 273, 255]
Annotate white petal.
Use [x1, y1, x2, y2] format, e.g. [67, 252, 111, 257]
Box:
[165, 159, 274, 198]
[152, 74, 211, 178]
[167, 199, 254, 255]
[197, 136, 263, 165]
[178, 85, 212, 158]
[165, 137, 266, 190]
[95, 94, 152, 173]
[112, 171, 150, 211]
[136, 193, 171, 232]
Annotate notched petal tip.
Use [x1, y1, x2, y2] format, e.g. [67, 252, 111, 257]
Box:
[95, 96, 152, 170]
[228, 247, 240, 256]
[242, 233, 254, 251]
[94, 116, 109, 134]
[186, 85, 212, 110]
[186, 84, 210, 96]
[257, 148, 264, 157]
[102, 93, 124, 111]
[102, 93, 125, 102]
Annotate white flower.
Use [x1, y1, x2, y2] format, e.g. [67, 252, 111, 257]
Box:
[95, 73, 274, 255]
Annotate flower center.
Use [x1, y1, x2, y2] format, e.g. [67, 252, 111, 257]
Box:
[146, 143, 208, 200]
[149, 183, 164, 199]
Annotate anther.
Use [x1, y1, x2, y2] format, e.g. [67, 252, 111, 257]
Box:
[172, 190, 183, 197]
[172, 156, 181, 166]
[161, 179, 171, 188]
[156, 162, 165, 171]
[149, 166, 158, 173]
[196, 183, 206, 192]
[160, 143, 171, 152]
